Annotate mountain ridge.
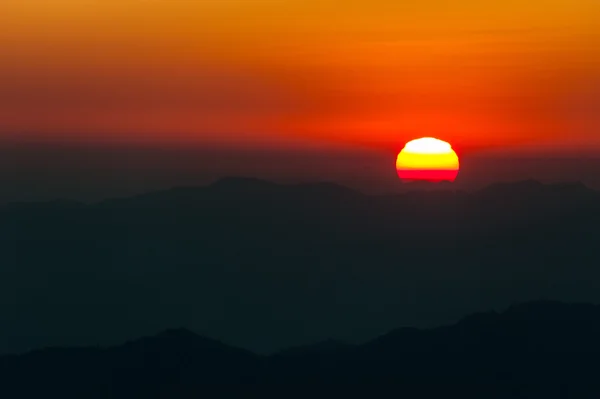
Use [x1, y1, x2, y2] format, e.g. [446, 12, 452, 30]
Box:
[2, 177, 597, 210]
[3, 300, 599, 357]
[2, 301, 600, 397]
[1, 177, 600, 355]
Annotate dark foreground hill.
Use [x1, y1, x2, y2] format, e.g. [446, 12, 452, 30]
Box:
[2, 301, 600, 398]
[1, 178, 600, 354]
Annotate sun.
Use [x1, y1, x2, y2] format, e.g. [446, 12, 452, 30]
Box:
[396, 137, 459, 182]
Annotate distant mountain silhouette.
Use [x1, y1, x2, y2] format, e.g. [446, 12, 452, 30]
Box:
[1, 178, 600, 357]
[2, 301, 600, 398]
[274, 338, 352, 357]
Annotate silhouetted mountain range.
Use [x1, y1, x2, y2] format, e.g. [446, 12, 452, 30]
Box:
[1, 178, 600, 356]
[2, 301, 600, 398]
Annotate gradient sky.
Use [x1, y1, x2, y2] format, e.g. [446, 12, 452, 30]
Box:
[1, 0, 599, 154]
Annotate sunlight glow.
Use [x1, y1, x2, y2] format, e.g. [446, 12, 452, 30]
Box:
[396, 137, 459, 182]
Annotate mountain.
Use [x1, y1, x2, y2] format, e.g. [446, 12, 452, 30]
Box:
[0, 178, 600, 356]
[0, 328, 259, 398]
[2, 302, 600, 398]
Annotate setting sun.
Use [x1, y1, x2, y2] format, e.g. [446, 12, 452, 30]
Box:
[396, 137, 460, 182]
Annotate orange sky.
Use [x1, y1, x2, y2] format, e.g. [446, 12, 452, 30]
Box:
[1, 0, 599, 154]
